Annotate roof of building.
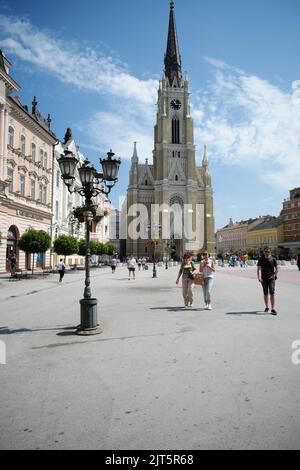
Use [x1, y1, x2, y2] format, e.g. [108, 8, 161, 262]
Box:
[248, 216, 283, 232]
[9, 95, 56, 139]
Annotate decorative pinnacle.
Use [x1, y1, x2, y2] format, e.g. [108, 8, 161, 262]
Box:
[170, 1, 174, 10]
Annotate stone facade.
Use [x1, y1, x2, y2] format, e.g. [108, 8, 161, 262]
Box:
[0, 50, 56, 272]
[126, 3, 215, 259]
[216, 217, 266, 255]
[247, 217, 284, 256]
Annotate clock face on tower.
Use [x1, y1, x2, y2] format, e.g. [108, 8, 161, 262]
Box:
[170, 99, 182, 110]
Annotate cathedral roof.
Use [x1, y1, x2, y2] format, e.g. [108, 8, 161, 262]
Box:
[164, 1, 182, 87]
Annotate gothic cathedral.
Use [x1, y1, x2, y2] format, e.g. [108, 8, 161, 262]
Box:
[126, 1, 215, 259]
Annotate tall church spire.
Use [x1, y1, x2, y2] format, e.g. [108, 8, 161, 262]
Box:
[164, 1, 182, 87]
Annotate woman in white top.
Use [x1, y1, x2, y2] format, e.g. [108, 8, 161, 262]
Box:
[199, 252, 216, 310]
[127, 256, 137, 280]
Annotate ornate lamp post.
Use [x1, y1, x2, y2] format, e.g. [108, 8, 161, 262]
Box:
[58, 149, 121, 336]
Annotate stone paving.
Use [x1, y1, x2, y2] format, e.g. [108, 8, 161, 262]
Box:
[0, 264, 299, 450]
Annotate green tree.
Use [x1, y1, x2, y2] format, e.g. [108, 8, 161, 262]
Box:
[18, 228, 51, 274]
[105, 243, 117, 256]
[53, 235, 79, 262]
[78, 238, 86, 257]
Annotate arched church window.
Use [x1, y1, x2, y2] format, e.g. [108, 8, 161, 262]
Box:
[172, 118, 180, 144]
[145, 180, 148, 186]
[175, 175, 178, 181]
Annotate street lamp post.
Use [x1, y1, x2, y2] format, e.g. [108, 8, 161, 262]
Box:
[164, 240, 171, 269]
[58, 149, 121, 336]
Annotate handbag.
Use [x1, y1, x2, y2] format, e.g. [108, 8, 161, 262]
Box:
[194, 273, 204, 285]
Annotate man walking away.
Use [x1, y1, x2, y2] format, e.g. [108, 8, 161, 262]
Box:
[297, 253, 300, 272]
[58, 259, 66, 283]
[111, 257, 117, 274]
[257, 247, 278, 315]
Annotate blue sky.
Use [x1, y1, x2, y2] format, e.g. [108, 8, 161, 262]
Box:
[1, 0, 300, 229]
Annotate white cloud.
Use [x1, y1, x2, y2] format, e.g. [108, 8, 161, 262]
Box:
[78, 110, 154, 160]
[195, 58, 300, 189]
[0, 14, 157, 105]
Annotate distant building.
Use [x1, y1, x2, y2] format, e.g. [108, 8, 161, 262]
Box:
[0, 50, 57, 272]
[216, 217, 266, 254]
[280, 187, 300, 255]
[247, 217, 284, 257]
[109, 209, 120, 254]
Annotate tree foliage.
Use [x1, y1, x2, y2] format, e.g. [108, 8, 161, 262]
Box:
[18, 228, 51, 274]
[53, 235, 79, 257]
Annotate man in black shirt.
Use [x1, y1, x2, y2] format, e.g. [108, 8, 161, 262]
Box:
[257, 247, 279, 315]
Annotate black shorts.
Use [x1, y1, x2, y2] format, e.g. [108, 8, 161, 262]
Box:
[262, 280, 275, 296]
[128, 268, 136, 272]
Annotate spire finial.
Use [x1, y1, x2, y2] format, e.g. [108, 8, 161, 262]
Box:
[170, 1, 174, 10]
[132, 141, 139, 162]
[202, 145, 209, 166]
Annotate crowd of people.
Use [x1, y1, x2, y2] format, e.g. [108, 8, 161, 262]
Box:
[7, 249, 300, 316]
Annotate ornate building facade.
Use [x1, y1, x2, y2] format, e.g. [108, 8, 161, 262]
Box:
[126, 2, 215, 259]
[52, 128, 112, 268]
[0, 50, 57, 272]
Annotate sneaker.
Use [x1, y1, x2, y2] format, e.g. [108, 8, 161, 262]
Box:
[207, 304, 212, 311]
[264, 308, 269, 313]
[271, 309, 277, 316]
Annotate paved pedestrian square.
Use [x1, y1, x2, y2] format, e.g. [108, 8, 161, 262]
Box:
[0, 264, 299, 450]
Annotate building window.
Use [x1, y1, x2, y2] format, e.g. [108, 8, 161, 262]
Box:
[56, 170, 60, 188]
[20, 135, 26, 158]
[172, 118, 180, 144]
[43, 152, 47, 169]
[55, 201, 59, 220]
[8, 126, 14, 147]
[7, 167, 13, 193]
[19, 174, 25, 197]
[30, 178, 36, 199]
[31, 143, 36, 162]
[175, 175, 178, 181]
[39, 182, 47, 204]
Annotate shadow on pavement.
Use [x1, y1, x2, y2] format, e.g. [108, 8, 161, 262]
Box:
[226, 311, 270, 316]
[150, 306, 207, 312]
[0, 326, 76, 335]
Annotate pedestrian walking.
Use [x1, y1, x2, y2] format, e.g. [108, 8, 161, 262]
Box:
[111, 257, 117, 274]
[127, 255, 137, 280]
[137, 258, 142, 271]
[297, 253, 300, 272]
[142, 257, 146, 270]
[257, 247, 278, 315]
[176, 253, 196, 308]
[9, 253, 17, 277]
[199, 252, 216, 310]
[57, 259, 66, 283]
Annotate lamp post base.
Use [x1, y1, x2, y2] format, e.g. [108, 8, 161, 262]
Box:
[75, 298, 103, 336]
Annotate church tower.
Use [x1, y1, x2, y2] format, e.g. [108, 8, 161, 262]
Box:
[127, 1, 215, 258]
